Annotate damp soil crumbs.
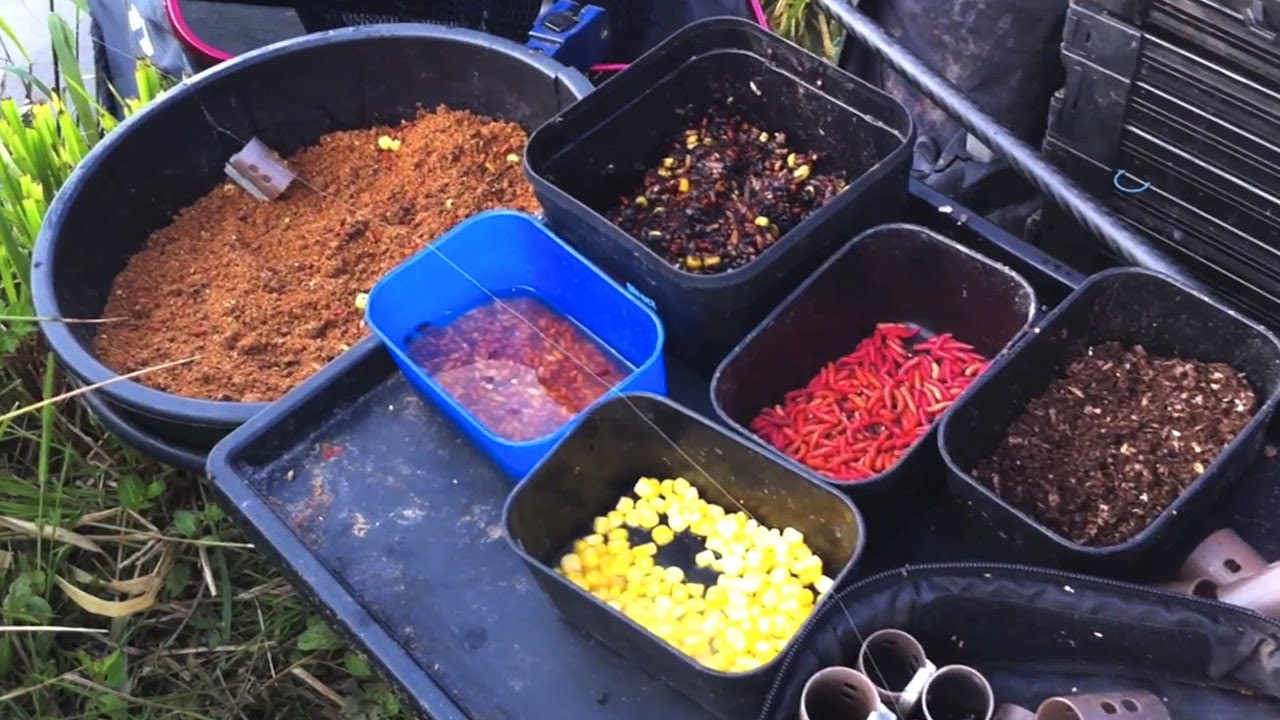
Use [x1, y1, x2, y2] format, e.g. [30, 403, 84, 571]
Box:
[974, 342, 1257, 546]
[93, 106, 539, 402]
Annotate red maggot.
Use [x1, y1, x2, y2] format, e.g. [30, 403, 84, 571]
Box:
[749, 323, 990, 482]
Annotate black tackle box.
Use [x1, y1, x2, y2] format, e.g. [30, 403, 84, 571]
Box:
[1040, 0, 1280, 326]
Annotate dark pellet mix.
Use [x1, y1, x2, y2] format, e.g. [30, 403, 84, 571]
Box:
[608, 112, 847, 275]
[974, 342, 1257, 546]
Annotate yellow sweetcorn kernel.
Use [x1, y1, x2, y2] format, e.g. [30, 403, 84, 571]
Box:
[694, 549, 717, 568]
[719, 555, 745, 577]
[781, 526, 805, 545]
[671, 584, 689, 603]
[650, 524, 675, 546]
[580, 547, 601, 570]
[615, 496, 635, 513]
[606, 538, 629, 556]
[559, 554, 583, 574]
[592, 515, 612, 535]
[635, 477, 661, 498]
[667, 511, 689, 533]
[569, 573, 591, 591]
[663, 566, 685, 584]
[625, 566, 647, 585]
[636, 508, 661, 529]
[624, 510, 642, 528]
[607, 527, 630, 543]
[738, 572, 764, 595]
[584, 533, 605, 546]
[606, 510, 626, 528]
[704, 585, 728, 610]
[660, 478, 676, 496]
[815, 575, 835, 596]
[797, 588, 816, 606]
[672, 477, 692, 496]
[632, 542, 658, 557]
[634, 555, 655, 573]
[769, 566, 792, 587]
[686, 582, 706, 599]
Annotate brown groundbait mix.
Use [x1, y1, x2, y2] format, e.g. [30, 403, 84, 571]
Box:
[94, 106, 539, 402]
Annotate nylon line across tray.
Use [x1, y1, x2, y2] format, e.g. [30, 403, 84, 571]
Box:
[205, 186, 1280, 720]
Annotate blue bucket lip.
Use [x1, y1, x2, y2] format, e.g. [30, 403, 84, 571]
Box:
[366, 210, 667, 450]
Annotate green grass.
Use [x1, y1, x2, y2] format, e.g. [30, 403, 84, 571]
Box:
[0, 3, 831, 717]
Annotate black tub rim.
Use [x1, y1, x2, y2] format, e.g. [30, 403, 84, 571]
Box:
[32, 23, 594, 428]
[707, 221, 1039, 491]
[502, 390, 868, 684]
[524, 15, 915, 290]
[938, 266, 1280, 558]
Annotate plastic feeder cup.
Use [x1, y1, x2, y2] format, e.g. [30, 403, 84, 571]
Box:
[503, 393, 866, 719]
[710, 224, 1037, 522]
[940, 268, 1280, 577]
[366, 211, 666, 479]
[30, 24, 593, 458]
[525, 17, 914, 373]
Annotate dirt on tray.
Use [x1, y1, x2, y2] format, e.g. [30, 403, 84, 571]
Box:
[93, 106, 539, 402]
[974, 342, 1257, 546]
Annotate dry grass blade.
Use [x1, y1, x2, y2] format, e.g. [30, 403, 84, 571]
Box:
[0, 514, 106, 554]
[55, 546, 174, 618]
[0, 547, 10, 569]
[68, 564, 161, 594]
[0, 355, 200, 424]
[0, 625, 107, 634]
[289, 667, 346, 709]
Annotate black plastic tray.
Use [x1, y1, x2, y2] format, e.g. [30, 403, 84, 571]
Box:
[205, 183, 1280, 720]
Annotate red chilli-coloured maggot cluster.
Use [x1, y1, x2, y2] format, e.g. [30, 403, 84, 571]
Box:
[749, 323, 989, 482]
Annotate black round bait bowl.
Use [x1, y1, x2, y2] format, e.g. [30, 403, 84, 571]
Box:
[32, 23, 593, 459]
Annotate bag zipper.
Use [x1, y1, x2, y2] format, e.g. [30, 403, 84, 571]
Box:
[757, 561, 1280, 719]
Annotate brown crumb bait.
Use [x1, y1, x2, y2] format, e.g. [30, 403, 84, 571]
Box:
[94, 106, 540, 402]
[974, 342, 1257, 546]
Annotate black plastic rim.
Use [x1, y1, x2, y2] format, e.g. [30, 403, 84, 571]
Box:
[31, 23, 593, 429]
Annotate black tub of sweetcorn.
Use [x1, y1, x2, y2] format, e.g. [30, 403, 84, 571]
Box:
[504, 393, 866, 719]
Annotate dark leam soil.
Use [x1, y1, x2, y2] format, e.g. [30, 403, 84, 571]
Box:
[93, 106, 540, 403]
[974, 342, 1258, 546]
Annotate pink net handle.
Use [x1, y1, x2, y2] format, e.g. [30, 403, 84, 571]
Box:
[590, 0, 770, 73]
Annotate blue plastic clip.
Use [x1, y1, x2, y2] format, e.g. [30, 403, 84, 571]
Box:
[526, 2, 610, 74]
[1112, 170, 1151, 195]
